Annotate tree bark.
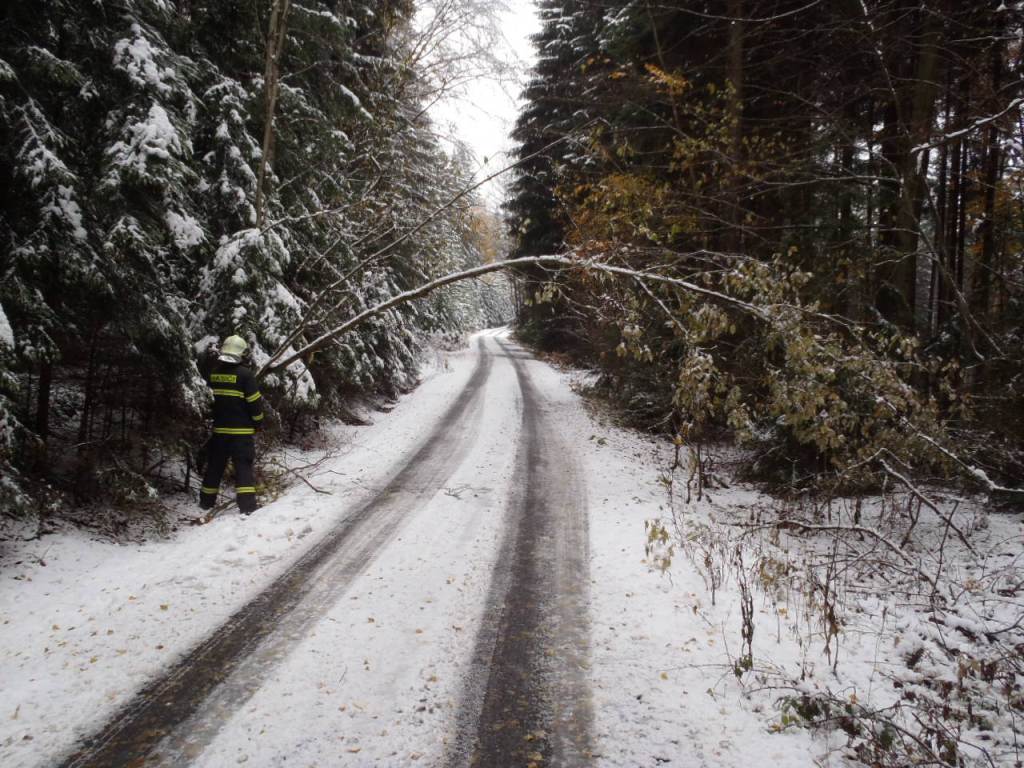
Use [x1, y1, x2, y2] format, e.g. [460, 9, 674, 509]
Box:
[973, 30, 1005, 330]
[724, 0, 744, 253]
[254, 0, 292, 228]
[931, 80, 952, 334]
[940, 81, 965, 330]
[885, 10, 942, 329]
[35, 360, 52, 441]
[77, 324, 101, 447]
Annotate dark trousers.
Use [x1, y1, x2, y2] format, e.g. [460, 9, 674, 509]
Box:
[199, 435, 257, 513]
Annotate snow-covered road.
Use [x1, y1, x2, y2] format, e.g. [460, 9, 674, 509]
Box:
[1, 331, 822, 767]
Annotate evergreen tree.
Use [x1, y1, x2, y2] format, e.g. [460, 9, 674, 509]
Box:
[0, 0, 506, 511]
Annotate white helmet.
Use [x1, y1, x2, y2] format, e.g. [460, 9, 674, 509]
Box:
[218, 335, 247, 362]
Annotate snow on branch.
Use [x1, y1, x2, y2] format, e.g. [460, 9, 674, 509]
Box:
[912, 96, 1024, 155]
[258, 254, 767, 375]
[258, 252, 1022, 502]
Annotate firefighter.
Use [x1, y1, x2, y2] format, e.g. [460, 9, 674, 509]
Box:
[199, 335, 264, 515]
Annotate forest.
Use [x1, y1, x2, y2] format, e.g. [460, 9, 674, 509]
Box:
[1, 2, 1023, 767]
[496, 8, 1024, 757]
[0, 0, 511, 515]
[508, 0, 1024, 495]
[1, 0, 1021, 513]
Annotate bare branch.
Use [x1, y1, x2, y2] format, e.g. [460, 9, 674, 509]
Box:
[258, 254, 769, 375]
[878, 456, 976, 556]
[739, 519, 939, 594]
[912, 96, 1024, 155]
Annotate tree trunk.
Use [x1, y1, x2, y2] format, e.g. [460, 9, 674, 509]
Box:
[866, 96, 875, 254]
[254, 0, 292, 228]
[940, 80, 966, 329]
[77, 324, 101, 447]
[36, 360, 53, 440]
[839, 131, 856, 318]
[885, 11, 942, 330]
[973, 31, 1004, 330]
[931, 83, 951, 335]
[875, 96, 903, 321]
[725, 0, 744, 253]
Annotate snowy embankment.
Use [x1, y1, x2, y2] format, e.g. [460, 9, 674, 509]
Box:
[1, 330, 1018, 767]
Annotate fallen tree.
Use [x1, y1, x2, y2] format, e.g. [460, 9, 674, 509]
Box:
[257, 249, 1022, 502]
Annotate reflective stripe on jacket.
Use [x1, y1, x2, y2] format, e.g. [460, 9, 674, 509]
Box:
[207, 362, 263, 434]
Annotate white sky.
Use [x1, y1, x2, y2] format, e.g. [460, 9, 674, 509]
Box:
[420, 0, 541, 209]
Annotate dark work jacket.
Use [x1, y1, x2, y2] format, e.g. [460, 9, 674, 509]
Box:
[207, 361, 264, 435]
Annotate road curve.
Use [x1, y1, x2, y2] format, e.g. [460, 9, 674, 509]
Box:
[452, 338, 593, 767]
[57, 340, 493, 768]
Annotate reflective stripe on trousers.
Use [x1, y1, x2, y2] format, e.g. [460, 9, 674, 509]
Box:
[199, 434, 257, 513]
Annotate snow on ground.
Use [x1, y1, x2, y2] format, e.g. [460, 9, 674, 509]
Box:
[186, 334, 524, 766]
[521, 351, 824, 768]
[0, 343, 482, 767]
[2, 330, 1018, 767]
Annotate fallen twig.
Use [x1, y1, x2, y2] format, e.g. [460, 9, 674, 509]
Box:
[267, 458, 332, 495]
[738, 519, 940, 595]
[878, 455, 976, 557]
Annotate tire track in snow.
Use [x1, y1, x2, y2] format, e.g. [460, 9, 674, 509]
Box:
[452, 338, 592, 767]
[57, 340, 494, 768]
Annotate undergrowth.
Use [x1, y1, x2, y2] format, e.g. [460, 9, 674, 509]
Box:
[648, 446, 1023, 768]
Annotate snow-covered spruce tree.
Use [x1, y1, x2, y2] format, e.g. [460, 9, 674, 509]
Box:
[0, 3, 203, 506]
[244, 0, 500, 410]
[504, 0, 607, 349]
[201, 0, 416, 415]
[0, 0, 507, 513]
[0, 5, 100, 455]
[99, 3, 210, 416]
